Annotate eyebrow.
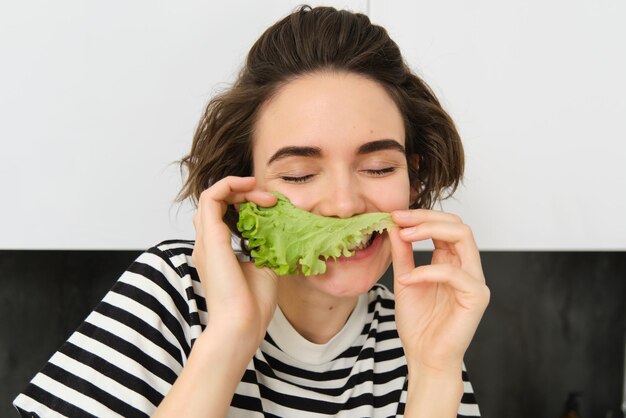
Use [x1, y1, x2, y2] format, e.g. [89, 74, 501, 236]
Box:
[267, 139, 405, 165]
[356, 139, 405, 155]
[267, 146, 322, 165]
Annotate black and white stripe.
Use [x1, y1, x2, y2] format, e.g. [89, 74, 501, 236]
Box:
[14, 239, 480, 417]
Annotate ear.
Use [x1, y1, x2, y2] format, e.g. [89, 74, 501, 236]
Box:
[408, 154, 420, 205]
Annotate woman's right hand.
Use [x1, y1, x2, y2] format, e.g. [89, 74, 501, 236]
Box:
[192, 176, 278, 352]
[154, 176, 277, 417]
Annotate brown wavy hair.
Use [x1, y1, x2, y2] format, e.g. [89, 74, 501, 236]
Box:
[176, 5, 464, 238]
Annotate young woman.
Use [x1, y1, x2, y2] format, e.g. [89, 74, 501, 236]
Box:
[14, 6, 489, 417]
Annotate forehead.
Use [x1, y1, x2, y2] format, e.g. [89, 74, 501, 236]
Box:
[252, 71, 405, 159]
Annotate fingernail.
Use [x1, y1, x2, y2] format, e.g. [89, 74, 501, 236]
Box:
[393, 210, 411, 218]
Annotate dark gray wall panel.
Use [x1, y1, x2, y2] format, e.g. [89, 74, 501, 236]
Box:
[2, 250, 625, 417]
[1, 250, 142, 417]
[380, 252, 625, 418]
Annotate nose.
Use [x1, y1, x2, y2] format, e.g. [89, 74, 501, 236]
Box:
[316, 172, 366, 218]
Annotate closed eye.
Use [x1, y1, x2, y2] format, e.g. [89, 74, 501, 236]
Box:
[281, 174, 315, 183]
[281, 168, 395, 183]
[364, 167, 396, 176]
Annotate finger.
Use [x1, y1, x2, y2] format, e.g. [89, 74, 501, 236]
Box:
[197, 177, 275, 225]
[398, 221, 483, 281]
[194, 177, 270, 299]
[198, 176, 255, 224]
[202, 176, 276, 206]
[391, 209, 463, 227]
[194, 233, 258, 310]
[242, 189, 277, 207]
[397, 264, 490, 309]
[388, 227, 415, 280]
[234, 190, 277, 213]
[398, 221, 472, 244]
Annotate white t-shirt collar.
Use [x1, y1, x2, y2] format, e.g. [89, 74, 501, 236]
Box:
[266, 292, 369, 365]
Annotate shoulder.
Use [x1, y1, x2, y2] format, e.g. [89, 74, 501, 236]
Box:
[151, 239, 195, 268]
[118, 239, 197, 294]
[138, 239, 196, 272]
[152, 239, 195, 259]
[146, 238, 249, 272]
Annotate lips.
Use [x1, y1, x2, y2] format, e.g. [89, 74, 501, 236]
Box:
[348, 232, 376, 251]
[338, 231, 383, 262]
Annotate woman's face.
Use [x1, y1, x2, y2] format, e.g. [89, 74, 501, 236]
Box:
[252, 71, 412, 297]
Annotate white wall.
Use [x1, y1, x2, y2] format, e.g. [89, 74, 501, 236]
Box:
[371, 1, 626, 250]
[1, 0, 624, 250]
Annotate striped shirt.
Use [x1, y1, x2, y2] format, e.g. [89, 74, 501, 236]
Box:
[14, 239, 480, 417]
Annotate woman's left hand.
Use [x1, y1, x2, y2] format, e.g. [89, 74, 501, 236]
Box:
[388, 209, 490, 378]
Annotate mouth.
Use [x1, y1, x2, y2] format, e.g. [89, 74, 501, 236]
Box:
[347, 232, 377, 251]
[336, 231, 383, 262]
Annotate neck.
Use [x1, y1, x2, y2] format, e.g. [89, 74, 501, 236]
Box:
[276, 277, 358, 344]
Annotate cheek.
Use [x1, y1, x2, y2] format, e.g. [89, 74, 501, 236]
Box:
[278, 187, 319, 213]
[258, 174, 412, 213]
[366, 178, 412, 212]
[279, 184, 403, 213]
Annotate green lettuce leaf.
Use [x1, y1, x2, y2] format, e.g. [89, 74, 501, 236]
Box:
[236, 192, 394, 276]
